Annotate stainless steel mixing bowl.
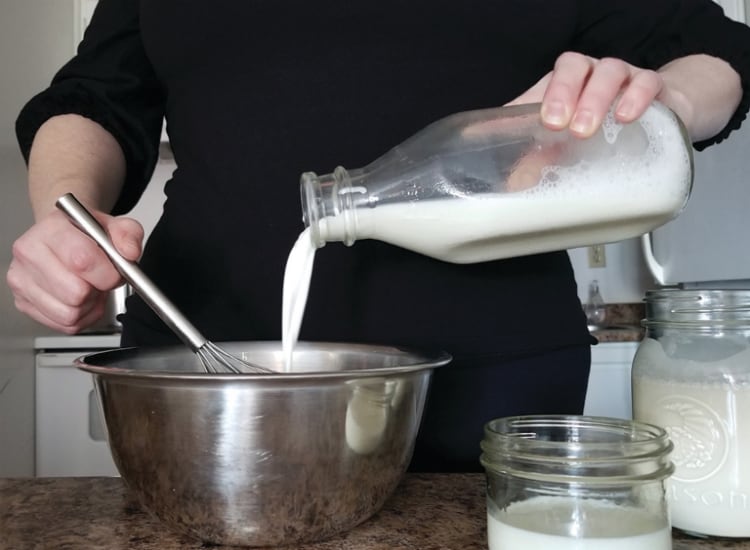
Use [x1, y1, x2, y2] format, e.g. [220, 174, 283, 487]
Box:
[76, 341, 450, 547]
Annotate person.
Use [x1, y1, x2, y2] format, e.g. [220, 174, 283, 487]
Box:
[7, 0, 750, 472]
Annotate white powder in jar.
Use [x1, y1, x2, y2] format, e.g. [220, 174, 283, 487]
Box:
[633, 338, 750, 537]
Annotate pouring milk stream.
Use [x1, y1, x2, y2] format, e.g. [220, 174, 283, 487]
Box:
[281, 102, 693, 371]
[281, 227, 316, 370]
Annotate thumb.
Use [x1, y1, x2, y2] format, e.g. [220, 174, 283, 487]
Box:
[106, 216, 145, 261]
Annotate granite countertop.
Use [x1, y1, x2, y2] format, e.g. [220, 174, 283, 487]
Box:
[591, 324, 644, 342]
[0, 474, 746, 549]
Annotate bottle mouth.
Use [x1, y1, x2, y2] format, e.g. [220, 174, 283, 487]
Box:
[299, 167, 356, 247]
[300, 171, 325, 248]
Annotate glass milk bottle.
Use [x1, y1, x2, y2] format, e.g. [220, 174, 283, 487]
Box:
[300, 102, 692, 263]
[632, 289, 750, 538]
[480, 415, 674, 550]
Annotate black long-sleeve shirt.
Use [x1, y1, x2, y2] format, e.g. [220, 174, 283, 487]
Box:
[16, 0, 750, 360]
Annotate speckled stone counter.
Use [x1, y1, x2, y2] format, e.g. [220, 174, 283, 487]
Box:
[1, 474, 747, 549]
[591, 324, 644, 342]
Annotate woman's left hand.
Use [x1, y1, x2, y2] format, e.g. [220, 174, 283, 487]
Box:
[508, 51, 664, 137]
[510, 51, 743, 143]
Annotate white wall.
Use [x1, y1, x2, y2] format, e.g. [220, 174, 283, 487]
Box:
[569, 239, 655, 305]
[0, 0, 78, 477]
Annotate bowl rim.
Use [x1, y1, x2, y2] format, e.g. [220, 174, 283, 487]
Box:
[74, 340, 452, 381]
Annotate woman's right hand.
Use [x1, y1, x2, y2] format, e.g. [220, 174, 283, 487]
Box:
[6, 208, 143, 333]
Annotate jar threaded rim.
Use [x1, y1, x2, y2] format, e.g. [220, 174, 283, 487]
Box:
[480, 415, 674, 485]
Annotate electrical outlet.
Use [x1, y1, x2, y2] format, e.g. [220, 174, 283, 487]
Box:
[588, 245, 607, 268]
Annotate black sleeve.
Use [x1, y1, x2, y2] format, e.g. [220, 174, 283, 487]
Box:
[14, 0, 165, 215]
[572, 0, 750, 150]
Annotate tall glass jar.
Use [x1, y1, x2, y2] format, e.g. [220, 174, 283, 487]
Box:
[480, 415, 674, 549]
[632, 288, 750, 538]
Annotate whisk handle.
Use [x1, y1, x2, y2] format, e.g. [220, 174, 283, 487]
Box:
[56, 193, 207, 352]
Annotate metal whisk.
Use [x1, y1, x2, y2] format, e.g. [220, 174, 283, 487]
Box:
[56, 193, 272, 375]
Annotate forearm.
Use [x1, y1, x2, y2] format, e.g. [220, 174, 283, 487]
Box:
[657, 54, 742, 143]
[27, 114, 127, 220]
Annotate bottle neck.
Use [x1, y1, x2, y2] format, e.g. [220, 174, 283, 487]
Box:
[300, 166, 363, 248]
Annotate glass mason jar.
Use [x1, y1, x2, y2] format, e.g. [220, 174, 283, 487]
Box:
[480, 415, 674, 550]
[300, 102, 692, 264]
[632, 288, 750, 538]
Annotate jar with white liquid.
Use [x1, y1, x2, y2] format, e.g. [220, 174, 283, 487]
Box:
[300, 102, 692, 263]
[632, 289, 750, 538]
[480, 415, 674, 550]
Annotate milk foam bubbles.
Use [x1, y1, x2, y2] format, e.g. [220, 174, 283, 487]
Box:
[487, 497, 672, 550]
[633, 338, 750, 537]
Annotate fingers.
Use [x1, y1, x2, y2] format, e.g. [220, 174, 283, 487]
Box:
[6, 210, 143, 333]
[567, 57, 632, 136]
[9, 274, 107, 334]
[540, 52, 664, 137]
[614, 70, 664, 123]
[540, 52, 599, 131]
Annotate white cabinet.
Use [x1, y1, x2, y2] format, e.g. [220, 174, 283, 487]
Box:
[35, 336, 120, 477]
[36, 351, 118, 477]
[584, 342, 639, 420]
